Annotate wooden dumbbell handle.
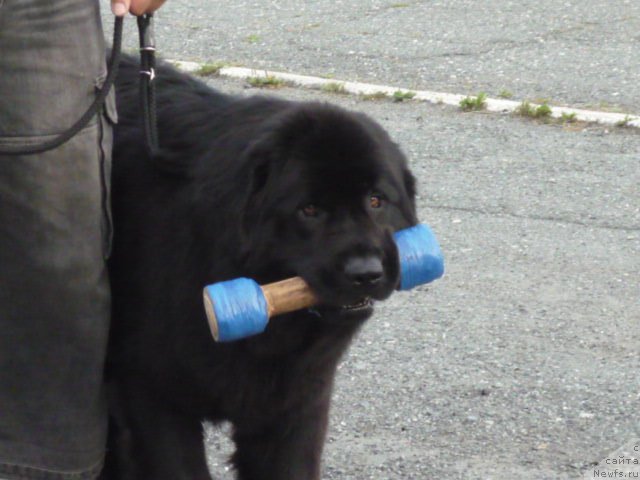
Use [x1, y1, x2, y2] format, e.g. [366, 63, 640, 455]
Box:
[203, 276, 320, 342]
[262, 276, 319, 317]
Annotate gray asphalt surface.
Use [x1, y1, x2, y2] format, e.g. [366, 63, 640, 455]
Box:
[103, 0, 640, 113]
[99, 2, 640, 479]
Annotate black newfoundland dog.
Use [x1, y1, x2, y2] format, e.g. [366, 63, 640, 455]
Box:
[105, 56, 418, 480]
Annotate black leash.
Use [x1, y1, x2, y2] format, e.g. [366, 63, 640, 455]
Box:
[0, 15, 158, 157]
[137, 14, 159, 156]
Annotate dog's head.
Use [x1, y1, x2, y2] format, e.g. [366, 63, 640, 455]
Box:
[241, 103, 418, 320]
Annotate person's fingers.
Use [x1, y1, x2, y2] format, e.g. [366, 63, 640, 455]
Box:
[111, 0, 131, 16]
[129, 0, 167, 15]
[112, 0, 167, 17]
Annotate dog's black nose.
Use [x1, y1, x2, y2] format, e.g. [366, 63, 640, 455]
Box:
[343, 256, 384, 286]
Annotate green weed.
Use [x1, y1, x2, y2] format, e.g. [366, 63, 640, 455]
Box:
[322, 82, 347, 94]
[517, 101, 552, 119]
[393, 90, 416, 102]
[360, 91, 389, 101]
[247, 75, 285, 88]
[460, 92, 487, 111]
[616, 115, 633, 127]
[195, 62, 225, 77]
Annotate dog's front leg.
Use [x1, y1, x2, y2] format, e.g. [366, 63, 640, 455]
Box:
[109, 381, 213, 480]
[231, 399, 331, 480]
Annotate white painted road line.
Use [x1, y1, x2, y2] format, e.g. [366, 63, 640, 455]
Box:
[169, 60, 640, 129]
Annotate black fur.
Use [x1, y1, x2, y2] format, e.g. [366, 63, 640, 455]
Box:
[105, 56, 418, 480]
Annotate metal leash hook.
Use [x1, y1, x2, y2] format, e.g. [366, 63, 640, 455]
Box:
[137, 13, 159, 155]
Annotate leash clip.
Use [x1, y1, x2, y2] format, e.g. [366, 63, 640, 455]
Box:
[140, 68, 156, 82]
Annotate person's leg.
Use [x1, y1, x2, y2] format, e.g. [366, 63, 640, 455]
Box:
[0, 0, 114, 478]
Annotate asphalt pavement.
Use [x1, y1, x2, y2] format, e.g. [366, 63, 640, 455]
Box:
[103, 0, 640, 112]
[100, 2, 640, 478]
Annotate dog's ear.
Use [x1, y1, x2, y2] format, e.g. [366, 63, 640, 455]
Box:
[402, 169, 419, 225]
[403, 169, 416, 200]
[248, 151, 272, 198]
[235, 135, 285, 265]
[238, 135, 279, 235]
[243, 135, 278, 198]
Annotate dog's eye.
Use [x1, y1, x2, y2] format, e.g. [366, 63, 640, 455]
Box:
[300, 204, 319, 217]
[369, 195, 383, 209]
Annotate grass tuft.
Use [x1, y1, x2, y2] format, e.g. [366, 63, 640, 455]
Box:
[535, 103, 552, 118]
[195, 62, 226, 77]
[322, 82, 347, 94]
[360, 91, 389, 101]
[460, 92, 487, 111]
[393, 90, 416, 102]
[247, 75, 285, 88]
[517, 101, 552, 120]
[615, 115, 633, 128]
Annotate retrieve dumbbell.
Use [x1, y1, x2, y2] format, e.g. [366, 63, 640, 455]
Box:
[202, 223, 444, 342]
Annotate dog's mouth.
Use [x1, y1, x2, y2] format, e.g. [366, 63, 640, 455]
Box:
[341, 296, 373, 311]
[308, 296, 374, 319]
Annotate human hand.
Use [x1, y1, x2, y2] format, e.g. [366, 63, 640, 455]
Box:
[111, 0, 168, 16]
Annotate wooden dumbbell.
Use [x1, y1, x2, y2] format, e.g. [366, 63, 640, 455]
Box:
[203, 223, 444, 342]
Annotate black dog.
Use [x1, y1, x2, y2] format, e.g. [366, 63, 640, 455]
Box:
[105, 56, 418, 480]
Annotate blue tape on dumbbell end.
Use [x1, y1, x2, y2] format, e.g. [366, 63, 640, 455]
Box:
[204, 278, 269, 342]
[394, 223, 444, 291]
